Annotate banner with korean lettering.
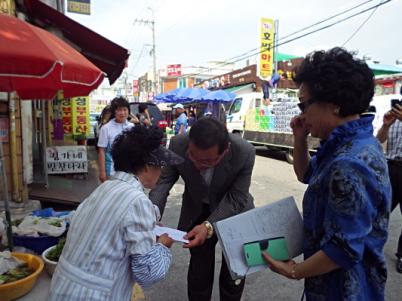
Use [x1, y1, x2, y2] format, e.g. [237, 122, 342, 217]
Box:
[61, 97, 73, 136]
[133, 79, 139, 96]
[67, 0, 91, 15]
[71, 96, 90, 136]
[0, 0, 15, 15]
[258, 18, 275, 80]
[46, 146, 88, 174]
[167, 64, 182, 77]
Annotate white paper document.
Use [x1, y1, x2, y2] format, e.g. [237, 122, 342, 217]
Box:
[154, 225, 189, 243]
[214, 196, 304, 279]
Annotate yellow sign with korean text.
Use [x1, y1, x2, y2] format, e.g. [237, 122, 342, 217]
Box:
[67, 0, 90, 15]
[0, 0, 15, 15]
[71, 96, 90, 136]
[258, 18, 275, 79]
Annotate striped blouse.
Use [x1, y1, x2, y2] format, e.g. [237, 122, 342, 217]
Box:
[47, 172, 172, 301]
[386, 120, 402, 160]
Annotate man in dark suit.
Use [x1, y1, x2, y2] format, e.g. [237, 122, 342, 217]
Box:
[149, 117, 255, 301]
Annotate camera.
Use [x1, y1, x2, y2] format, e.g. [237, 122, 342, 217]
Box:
[391, 99, 402, 108]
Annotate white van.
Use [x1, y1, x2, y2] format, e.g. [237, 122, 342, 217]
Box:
[226, 92, 263, 134]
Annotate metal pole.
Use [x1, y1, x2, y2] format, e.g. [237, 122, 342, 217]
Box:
[9, 96, 20, 202]
[1, 93, 14, 250]
[151, 18, 157, 95]
[274, 19, 279, 73]
[0, 142, 13, 251]
[133, 13, 158, 96]
[41, 100, 49, 188]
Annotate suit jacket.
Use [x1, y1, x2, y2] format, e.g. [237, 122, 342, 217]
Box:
[149, 133, 255, 231]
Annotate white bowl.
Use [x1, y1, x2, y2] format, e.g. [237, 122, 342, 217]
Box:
[41, 246, 58, 276]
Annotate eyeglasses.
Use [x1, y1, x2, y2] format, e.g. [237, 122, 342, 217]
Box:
[187, 148, 228, 168]
[297, 98, 317, 113]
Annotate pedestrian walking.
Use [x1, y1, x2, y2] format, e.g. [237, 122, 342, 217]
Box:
[377, 102, 402, 273]
[138, 103, 152, 126]
[48, 125, 184, 301]
[97, 97, 133, 182]
[263, 47, 391, 301]
[188, 111, 196, 127]
[173, 103, 188, 135]
[149, 117, 255, 301]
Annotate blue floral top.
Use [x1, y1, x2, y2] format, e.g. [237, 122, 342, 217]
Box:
[302, 115, 391, 301]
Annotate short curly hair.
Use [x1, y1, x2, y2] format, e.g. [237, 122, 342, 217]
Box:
[293, 47, 374, 117]
[111, 125, 163, 174]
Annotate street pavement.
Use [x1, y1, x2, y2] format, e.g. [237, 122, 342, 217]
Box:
[19, 148, 402, 300]
[143, 148, 402, 301]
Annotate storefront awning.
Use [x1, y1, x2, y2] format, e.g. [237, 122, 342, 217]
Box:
[22, 0, 130, 85]
[224, 83, 255, 94]
[367, 62, 402, 76]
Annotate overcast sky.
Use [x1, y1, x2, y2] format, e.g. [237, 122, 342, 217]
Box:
[66, 0, 401, 83]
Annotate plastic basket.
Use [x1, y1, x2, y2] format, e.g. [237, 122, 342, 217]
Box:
[13, 235, 60, 254]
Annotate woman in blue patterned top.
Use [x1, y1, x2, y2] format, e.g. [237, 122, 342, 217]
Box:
[263, 47, 391, 301]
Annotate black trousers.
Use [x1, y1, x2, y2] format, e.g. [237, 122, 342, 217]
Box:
[388, 160, 402, 257]
[187, 205, 245, 301]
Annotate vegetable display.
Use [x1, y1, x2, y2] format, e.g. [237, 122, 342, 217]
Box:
[0, 264, 33, 285]
[46, 238, 66, 262]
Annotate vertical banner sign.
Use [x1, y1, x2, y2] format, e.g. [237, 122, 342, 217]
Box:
[258, 18, 275, 80]
[52, 94, 64, 140]
[0, 0, 15, 15]
[133, 80, 139, 96]
[67, 0, 91, 15]
[61, 97, 73, 136]
[71, 96, 90, 136]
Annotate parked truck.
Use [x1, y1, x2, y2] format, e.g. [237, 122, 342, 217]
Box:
[226, 91, 394, 163]
[226, 92, 319, 163]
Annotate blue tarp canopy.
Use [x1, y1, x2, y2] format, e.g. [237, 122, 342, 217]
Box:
[155, 88, 236, 104]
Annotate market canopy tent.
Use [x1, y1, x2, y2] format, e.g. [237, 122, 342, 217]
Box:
[174, 88, 209, 102]
[0, 14, 105, 100]
[195, 90, 236, 103]
[155, 88, 235, 103]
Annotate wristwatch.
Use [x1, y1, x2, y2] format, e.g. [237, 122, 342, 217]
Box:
[203, 221, 214, 239]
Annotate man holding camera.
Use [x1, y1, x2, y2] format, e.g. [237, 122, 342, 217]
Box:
[377, 101, 402, 273]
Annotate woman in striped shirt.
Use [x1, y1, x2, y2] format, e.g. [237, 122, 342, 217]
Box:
[48, 126, 184, 301]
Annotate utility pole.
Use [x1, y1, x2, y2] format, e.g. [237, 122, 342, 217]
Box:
[273, 19, 279, 73]
[134, 9, 157, 97]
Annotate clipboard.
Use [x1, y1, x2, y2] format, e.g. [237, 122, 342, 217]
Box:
[214, 196, 303, 279]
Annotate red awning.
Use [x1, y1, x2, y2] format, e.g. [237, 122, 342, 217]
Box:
[0, 14, 104, 100]
[22, 0, 130, 85]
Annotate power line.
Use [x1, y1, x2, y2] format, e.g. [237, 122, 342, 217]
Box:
[133, 16, 157, 93]
[341, 0, 383, 46]
[172, 0, 377, 73]
[125, 3, 152, 48]
[128, 0, 166, 78]
[271, 0, 391, 59]
[188, 0, 392, 77]
[219, 0, 384, 67]
[129, 44, 147, 74]
[281, 0, 375, 40]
